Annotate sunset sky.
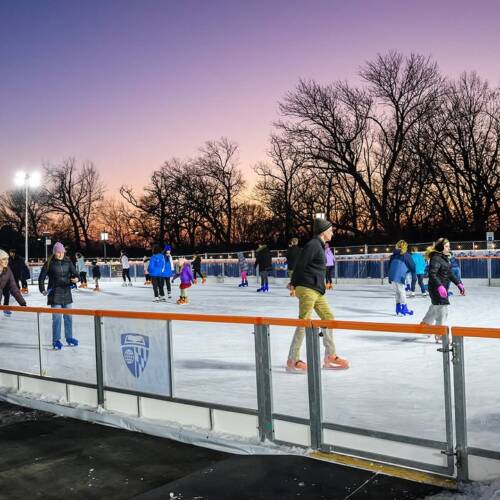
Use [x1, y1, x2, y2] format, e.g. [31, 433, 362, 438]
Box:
[1, 0, 499, 196]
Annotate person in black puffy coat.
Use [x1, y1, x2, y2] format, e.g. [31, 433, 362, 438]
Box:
[38, 242, 79, 349]
[421, 238, 465, 342]
[254, 244, 272, 292]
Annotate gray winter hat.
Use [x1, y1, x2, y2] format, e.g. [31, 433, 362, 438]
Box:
[313, 218, 333, 235]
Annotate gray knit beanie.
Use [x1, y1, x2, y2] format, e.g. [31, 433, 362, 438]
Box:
[313, 218, 333, 236]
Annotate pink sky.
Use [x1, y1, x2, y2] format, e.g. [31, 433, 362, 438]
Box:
[1, 0, 499, 196]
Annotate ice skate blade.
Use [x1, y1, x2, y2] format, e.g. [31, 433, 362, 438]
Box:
[285, 368, 306, 374]
[323, 365, 349, 370]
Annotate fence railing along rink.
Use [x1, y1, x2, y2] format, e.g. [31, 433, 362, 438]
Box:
[0, 305, 500, 483]
[27, 254, 500, 286]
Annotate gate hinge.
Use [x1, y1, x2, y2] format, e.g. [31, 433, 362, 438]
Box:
[437, 346, 453, 354]
[440, 449, 457, 457]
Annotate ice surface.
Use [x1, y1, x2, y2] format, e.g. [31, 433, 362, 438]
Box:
[1, 278, 499, 451]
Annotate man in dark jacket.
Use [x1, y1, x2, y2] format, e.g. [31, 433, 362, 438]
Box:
[39, 242, 79, 350]
[192, 254, 205, 284]
[287, 219, 349, 372]
[0, 249, 27, 316]
[255, 244, 272, 292]
[286, 238, 301, 296]
[8, 249, 30, 293]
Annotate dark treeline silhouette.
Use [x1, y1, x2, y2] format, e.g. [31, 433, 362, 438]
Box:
[1, 52, 499, 256]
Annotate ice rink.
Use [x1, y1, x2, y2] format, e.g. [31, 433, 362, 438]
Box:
[1, 278, 499, 452]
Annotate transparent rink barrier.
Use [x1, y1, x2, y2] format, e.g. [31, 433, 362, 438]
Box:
[170, 320, 257, 410]
[0, 309, 40, 375]
[38, 311, 96, 384]
[320, 328, 448, 442]
[463, 335, 500, 453]
[269, 324, 451, 469]
[102, 317, 172, 397]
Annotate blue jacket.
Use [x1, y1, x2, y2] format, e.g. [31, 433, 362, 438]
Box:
[388, 250, 415, 284]
[161, 254, 173, 278]
[148, 253, 165, 278]
[411, 252, 426, 275]
[449, 254, 460, 271]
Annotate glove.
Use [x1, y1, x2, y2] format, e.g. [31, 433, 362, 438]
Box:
[21, 303, 27, 307]
[42, 290, 48, 296]
[457, 283, 465, 295]
[437, 285, 448, 299]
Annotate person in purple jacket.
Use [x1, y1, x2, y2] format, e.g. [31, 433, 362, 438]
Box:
[172, 258, 194, 304]
[324, 242, 335, 290]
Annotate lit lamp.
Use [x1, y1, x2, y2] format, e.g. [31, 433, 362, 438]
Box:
[100, 231, 109, 260]
[14, 171, 41, 265]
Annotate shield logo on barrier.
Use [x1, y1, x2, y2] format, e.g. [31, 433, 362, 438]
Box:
[121, 333, 150, 378]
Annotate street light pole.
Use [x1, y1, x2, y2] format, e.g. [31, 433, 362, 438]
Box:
[15, 171, 41, 265]
[25, 178, 29, 264]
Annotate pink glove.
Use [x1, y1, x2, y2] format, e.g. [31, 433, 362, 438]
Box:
[437, 285, 448, 298]
[457, 283, 465, 295]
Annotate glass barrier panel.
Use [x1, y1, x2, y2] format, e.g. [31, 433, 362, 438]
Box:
[0, 309, 40, 375]
[322, 328, 448, 442]
[171, 320, 257, 410]
[464, 336, 500, 452]
[270, 325, 310, 419]
[39, 311, 96, 384]
[102, 317, 171, 397]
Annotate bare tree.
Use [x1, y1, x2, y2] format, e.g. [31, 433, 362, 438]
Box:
[195, 137, 246, 245]
[44, 158, 105, 249]
[0, 189, 51, 239]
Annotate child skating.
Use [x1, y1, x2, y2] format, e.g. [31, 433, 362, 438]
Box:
[172, 258, 194, 304]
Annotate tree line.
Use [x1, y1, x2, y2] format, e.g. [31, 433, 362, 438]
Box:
[1, 52, 498, 255]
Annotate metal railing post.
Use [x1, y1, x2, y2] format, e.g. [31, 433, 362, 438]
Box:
[380, 259, 384, 285]
[254, 324, 274, 442]
[452, 331, 469, 481]
[133, 263, 137, 282]
[37, 312, 43, 377]
[334, 260, 338, 284]
[441, 327, 456, 475]
[305, 326, 323, 450]
[166, 320, 175, 397]
[487, 256, 492, 286]
[94, 315, 105, 406]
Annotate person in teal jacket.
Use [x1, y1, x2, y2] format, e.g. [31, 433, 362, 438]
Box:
[410, 247, 427, 296]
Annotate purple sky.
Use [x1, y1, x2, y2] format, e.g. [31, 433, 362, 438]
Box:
[1, 0, 499, 195]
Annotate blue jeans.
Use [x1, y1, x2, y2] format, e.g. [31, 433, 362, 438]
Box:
[51, 304, 73, 342]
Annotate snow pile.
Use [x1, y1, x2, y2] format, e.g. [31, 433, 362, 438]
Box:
[427, 479, 500, 499]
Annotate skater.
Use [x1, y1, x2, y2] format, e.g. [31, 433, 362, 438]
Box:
[120, 250, 132, 286]
[143, 256, 151, 285]
[324, 242, 335, 290]
[163, 245, 174, 298]
[172, 258, 194, 304]
[286, 238, 301, 296]
[75, 252, 88, 288]
[237, 252, 249, 287]
[410, 247, 426, 296]
[421, 238, 465, 342]
[192, 254, 205, 284]
[255, 243, 272, 292]
[38, 242, 79, 350]
[91, 260, 101, 291]
[287, 218, 349, 372]
[7, 249, 30, 294]
[0, 249, 27, 316]
[388, 240, 416, 316]
[446, 252, 461, 296]
[148, 245, 167, 302]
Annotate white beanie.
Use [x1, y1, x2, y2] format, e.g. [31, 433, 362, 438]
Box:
[0, 249, 9, 260]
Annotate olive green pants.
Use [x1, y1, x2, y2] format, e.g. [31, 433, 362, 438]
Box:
[288, 286, 336, 361]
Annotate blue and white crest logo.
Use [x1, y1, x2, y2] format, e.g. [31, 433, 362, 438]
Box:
[121, 333, 150, 378]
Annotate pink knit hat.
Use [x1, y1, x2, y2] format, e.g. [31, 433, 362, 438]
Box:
[53, 242, 65, 254]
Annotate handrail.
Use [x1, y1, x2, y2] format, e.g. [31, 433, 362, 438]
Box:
[0, 305, 484, 336]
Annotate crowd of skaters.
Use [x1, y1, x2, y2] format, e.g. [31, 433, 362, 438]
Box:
[0, 219, 467, 364]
